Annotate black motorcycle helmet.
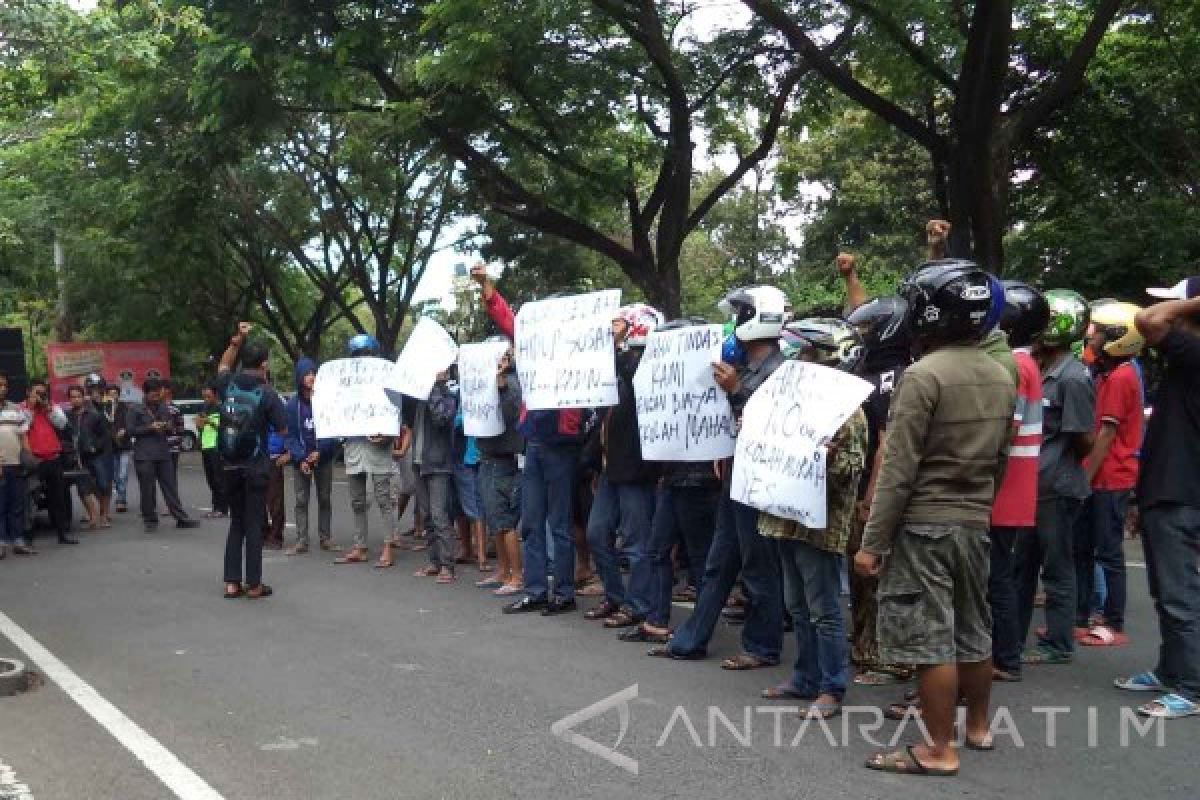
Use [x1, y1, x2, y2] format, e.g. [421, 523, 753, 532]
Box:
[899, 259, 996, 349]
[999, 280, 1051, 348]
[846, 295, 911, 371]
[780, 318, 865, 373]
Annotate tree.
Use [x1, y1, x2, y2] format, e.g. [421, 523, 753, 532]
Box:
[742, 0, 1127, 272]
[190, 0, 850, 315]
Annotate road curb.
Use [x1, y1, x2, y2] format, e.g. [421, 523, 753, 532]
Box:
[0, 656, 27, 697]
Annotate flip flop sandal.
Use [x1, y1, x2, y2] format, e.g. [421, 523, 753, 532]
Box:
[604, 610, 644, 629]
[854, 670, 906, 686]
[804, 703, 842, 720]
[223, 586, 245, 599]
[413, 566, 440, 577]
[617, 626, 670, 644]
[435, 572, 457, 585]
[584, 600, 621, 620]
[493, 584, 523, 596]
[1114, 671, 1166, 692]
[476, 577, 504, 589]
[246, 585, 274, 599]
[374, 560, 395, 569]
[721, 653, 778, 671]
[865, 746, 958, 777]
[761, 684, 813, 700]
[992, 669, 1023, 683]
[1137, 693, 1200, 719]
[334, 551, 369, 564]
[884, 703, 922, 721]
[1080, 626, 1129, 647]
[962, 736, 996, 751]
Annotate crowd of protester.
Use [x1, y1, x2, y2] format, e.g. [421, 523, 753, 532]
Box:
[1, 219, 1198, 777]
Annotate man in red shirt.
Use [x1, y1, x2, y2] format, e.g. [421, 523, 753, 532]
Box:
[1076, 302, 1145, 646]
[25, 379, 77, 546]
[989, 281, 1049, 681]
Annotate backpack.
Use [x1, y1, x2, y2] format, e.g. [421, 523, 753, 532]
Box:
[218, 380, 266, 463]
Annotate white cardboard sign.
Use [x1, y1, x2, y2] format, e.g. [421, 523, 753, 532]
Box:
[632, 324, 736, 461]
[393, 317, 459, 401]
[730, 361, 873, 527]
[458, 341, 511, 438]
[312, 357, 403, 439]
[514, 289, 621, 410]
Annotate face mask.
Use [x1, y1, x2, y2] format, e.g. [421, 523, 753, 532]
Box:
[721, 333, 747, 367]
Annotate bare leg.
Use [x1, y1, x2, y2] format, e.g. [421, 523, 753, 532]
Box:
[500, 530, 523, 587]
[574, 523, 593, 583]
[958, 659, 994, 746]
[472, 520, 488, 569]
[911, 664, 961, 771]
[495, 530, 511, 582]
[84, 494, 100, 527]
[456, 516, 471, 562]
[98, 493, 111, 524]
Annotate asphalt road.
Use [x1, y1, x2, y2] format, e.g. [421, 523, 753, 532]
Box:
[0, 455, 1195, 800]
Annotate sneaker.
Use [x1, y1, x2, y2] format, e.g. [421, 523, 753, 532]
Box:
[1138, 693, 1200, 719]
[1115, 671, 1167, 693]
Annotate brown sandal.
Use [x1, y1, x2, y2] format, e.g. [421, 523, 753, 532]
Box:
[413, 566, 440, 577]
[334, 548, 369, 564]
[720, 653, 779, 671]
[603, 609, 644, 629]
[584, 600, 620, 620]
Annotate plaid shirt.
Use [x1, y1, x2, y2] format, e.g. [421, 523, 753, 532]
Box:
[758, 408, 869, 554]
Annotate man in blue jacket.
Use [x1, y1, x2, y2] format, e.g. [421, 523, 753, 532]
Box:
[285, 357, 341, 555]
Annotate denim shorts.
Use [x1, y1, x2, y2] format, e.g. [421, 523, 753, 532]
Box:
[454, 462, 484, 522]
[479, 456, 520, 535]
[86, 453, 114, 494]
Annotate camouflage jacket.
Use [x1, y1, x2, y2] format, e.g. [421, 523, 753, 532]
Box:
[758, 407, 869, 554]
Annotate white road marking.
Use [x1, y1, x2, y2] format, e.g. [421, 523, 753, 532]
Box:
[0, 760, 34, 800]
[0, 612, 226, 800]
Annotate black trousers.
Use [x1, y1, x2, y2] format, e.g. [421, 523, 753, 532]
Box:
[135, 458, 188, 527]
[224, 466, 269, 587]
[35, 457, 71, 539]
[201, 449, 229, 513]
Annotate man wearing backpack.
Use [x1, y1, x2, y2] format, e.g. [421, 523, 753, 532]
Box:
[215, 322, 288, 600]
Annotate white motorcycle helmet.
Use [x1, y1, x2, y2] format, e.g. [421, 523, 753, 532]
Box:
[718, 285, 790, 342]
[615, 303, 665, 349]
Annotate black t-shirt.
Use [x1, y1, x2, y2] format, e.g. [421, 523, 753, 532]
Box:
[214, 371, 287, 471]
[1138, 328, 1200, 510]
[859, 364, 907, 497]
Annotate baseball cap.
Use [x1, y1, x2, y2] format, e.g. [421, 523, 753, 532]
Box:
[1147, 277, 1200, 300]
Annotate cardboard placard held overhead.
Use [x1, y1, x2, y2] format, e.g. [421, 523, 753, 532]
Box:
[514, 290, 621, 410]
[393, 317, 459, 401]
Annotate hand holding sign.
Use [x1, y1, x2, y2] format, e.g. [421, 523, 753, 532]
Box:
[730, 361, 873, 527]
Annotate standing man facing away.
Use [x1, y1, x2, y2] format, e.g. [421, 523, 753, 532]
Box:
[107, 385, 133, 513]
[129, 378, 199, 533]
[285, 357, 340, 555]
[1113, 277, 1200, 719]
[215, 322, 287, 599]
[856, 261, 1016, 777]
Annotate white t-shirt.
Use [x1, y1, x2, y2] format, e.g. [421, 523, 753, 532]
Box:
[0, 402, 31, 466]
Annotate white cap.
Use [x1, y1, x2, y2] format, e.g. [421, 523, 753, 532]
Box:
[1147, 277, 1200, 300]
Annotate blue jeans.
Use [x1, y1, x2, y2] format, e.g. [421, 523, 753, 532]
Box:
[777, 539, 848, 698]
[0, 470, 27, 545]
[1074, 489, 1130, 630]
[645, 486, 719, 626]
[668, 493, 783, 662]
[586, 477, 656, 615]
[1142, 503, 1200, 703]
[519, 442, 578, 602]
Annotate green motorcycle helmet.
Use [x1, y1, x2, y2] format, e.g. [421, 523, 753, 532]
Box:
[1041, 289, 1091, 348]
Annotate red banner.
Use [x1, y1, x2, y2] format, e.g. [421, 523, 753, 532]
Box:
[45, 341, 171, 403]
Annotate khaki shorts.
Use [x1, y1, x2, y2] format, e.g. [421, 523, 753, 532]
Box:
[877, 524, 992, 665]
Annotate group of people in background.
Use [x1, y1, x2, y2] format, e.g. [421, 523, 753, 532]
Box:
[2, 218, 1198, 778]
